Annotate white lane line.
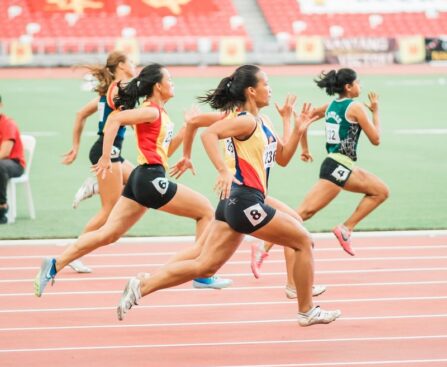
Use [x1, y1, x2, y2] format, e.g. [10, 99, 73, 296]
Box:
[2, 280, 447, 297]
[1, 245, 446, 260]
[1, 296, 447, 314]
[2, 267, 447, 284]
[0, 230, 446, 246]
[1, 313, 447, 332]
[219, 358, 447, 367]
[3, 255, 447, 271]
[0, 334, 446, 353]
[0, 314, 447, 332]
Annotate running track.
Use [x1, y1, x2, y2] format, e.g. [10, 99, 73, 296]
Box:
[0, 231, 446, 367]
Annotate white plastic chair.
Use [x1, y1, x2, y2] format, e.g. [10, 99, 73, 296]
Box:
[6, 135, 36, 223]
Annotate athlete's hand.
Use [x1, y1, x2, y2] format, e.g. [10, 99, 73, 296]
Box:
[300, 150, 314, 163]
[61, 147, 78, 165]
[169, 157, 196, 179]
[365, 92, 379, 113]
[294, 103, 319, 131]
[214, 169, 242, 200]
[92, 156, 112, 180]
[275, 94, 297, 122]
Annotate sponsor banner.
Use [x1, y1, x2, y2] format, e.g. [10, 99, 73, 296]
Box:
[219, 37, 246, 65]
[115, 38, 140, 65]
[425, 37, 447, 62]
[325, 37, 396, 66]
[397, 36, 426, 64]
[298, 0, 447, 13]
[9, 40, 33, 66]
[295, 36, 325, 63]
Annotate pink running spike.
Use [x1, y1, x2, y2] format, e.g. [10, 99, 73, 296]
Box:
[333, 225, 355, 256]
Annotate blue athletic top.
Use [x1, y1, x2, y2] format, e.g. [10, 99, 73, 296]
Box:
[97, 83, 126, 140]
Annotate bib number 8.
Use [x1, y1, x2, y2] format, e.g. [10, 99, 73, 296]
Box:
[243, 203, 268, 227]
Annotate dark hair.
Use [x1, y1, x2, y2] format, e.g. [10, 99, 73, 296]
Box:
[83, 51, 127, 96]
[198, 64, 261, 111]
[114, 63, 164, 111]
[315, 68, 357, 96]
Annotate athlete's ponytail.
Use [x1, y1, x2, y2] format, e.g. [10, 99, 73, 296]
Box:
[198, 64, 260, 111]
[114, 63, 164, 111]
[315, 68, 357, 96]
[83, 51, 127, 96]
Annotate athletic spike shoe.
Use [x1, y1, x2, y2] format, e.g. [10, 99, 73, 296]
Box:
[250, 242, 269, 279]
[285, 284, 327, 299]
[34, 257, 57, 297]
[117, 277, 141, 321]
[68, 259, 92, 273]
[333, 224, 355, 256]
[298, 306, 341, 327]
[192, 276, 233, 289]
[72, 177, 98, 209]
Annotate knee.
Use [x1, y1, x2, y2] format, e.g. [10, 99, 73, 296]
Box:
[376, 184, 390, 203]
[97, 228, 121, 246]
[198, 202, 214, 222]
[298, 208, 316, 221]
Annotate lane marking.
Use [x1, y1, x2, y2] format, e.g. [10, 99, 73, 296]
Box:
[1, 296, 447, 314]
[1, 334, 446, 353]
[0, 313, 447, 332]
[2, 245, 447, 260]
[2, 267, 447, 284]
[1, 280, 447, 297]
[2, 255, 447, 271]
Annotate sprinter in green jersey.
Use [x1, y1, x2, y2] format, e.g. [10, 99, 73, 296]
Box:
[297, 68, 389, 256]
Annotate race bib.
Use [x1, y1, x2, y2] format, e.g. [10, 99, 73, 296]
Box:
[326, 123, 340, 144]
[243, 203, 268, 227]
[152, 177, 169, 195]
[162, 124, 174, 149]
[110, 145, 120, 159]
[224, 138, 235, 157]
[331, 165, 350, 182]
[98, 101, 105, 122]
[264, 142, 277, 168]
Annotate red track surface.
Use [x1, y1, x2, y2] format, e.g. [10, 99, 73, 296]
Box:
[0, 233, 446, 367]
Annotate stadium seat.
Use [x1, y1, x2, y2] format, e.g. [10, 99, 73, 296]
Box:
[6, 135, 36, 224]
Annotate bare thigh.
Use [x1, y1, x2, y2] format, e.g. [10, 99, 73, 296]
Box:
[96, 162, 123, 209]
[266, 196, 302, 222]
[344, 166, 389, 196]
[121, 160, 134, 185]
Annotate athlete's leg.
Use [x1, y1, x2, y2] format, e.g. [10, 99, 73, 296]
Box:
[57, 197, 146, 271]
[82, 162, 124, 233]
[342, 167, 389, 230]
[121, 160, 134, 185]
[297, 179, 342, 221]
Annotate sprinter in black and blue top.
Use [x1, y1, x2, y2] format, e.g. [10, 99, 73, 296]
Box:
[297, 68, 389, 256]
[61, 51, 136, 273]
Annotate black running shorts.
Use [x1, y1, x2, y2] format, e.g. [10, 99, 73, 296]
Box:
[215, 186, 276, 234]
[89, 135, 124, 164]
[319, 157, 352, 187]
[122, 164, 178, 209]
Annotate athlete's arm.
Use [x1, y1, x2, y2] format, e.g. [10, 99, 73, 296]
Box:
[275, 103, 318, 167]
[201, 115, 254, 198]
[61, 97, 99, 165]
[299, 103, 327, 163]
[348, 92, 380, 145]
[170, 111, 228, 179]
[94, 106, 159, 178]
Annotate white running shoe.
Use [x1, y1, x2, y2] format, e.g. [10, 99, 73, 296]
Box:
[285, 284, 327, 299]
[72, 177, 98, 209]
[68, 259, 92, 273]
[298, 306, 341, 327]
[117, 277, 141, 321]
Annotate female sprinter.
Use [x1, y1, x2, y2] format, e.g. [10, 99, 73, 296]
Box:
[170, 96, 326, 299]
[61, 51, 136, 273]
[34, 63, 231, 297]
[116, 65, 340, 327]
[297, 68, 389, 255]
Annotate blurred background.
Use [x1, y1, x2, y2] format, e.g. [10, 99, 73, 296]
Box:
[1, 0, 446, 239]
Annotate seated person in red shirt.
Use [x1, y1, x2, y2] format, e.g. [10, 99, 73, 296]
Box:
[0, 95, 26, 224]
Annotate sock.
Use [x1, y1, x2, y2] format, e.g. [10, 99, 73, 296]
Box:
[299, 305, 318, 316]
[50, 258, 57, 277]
[194, 277, 214, 284]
